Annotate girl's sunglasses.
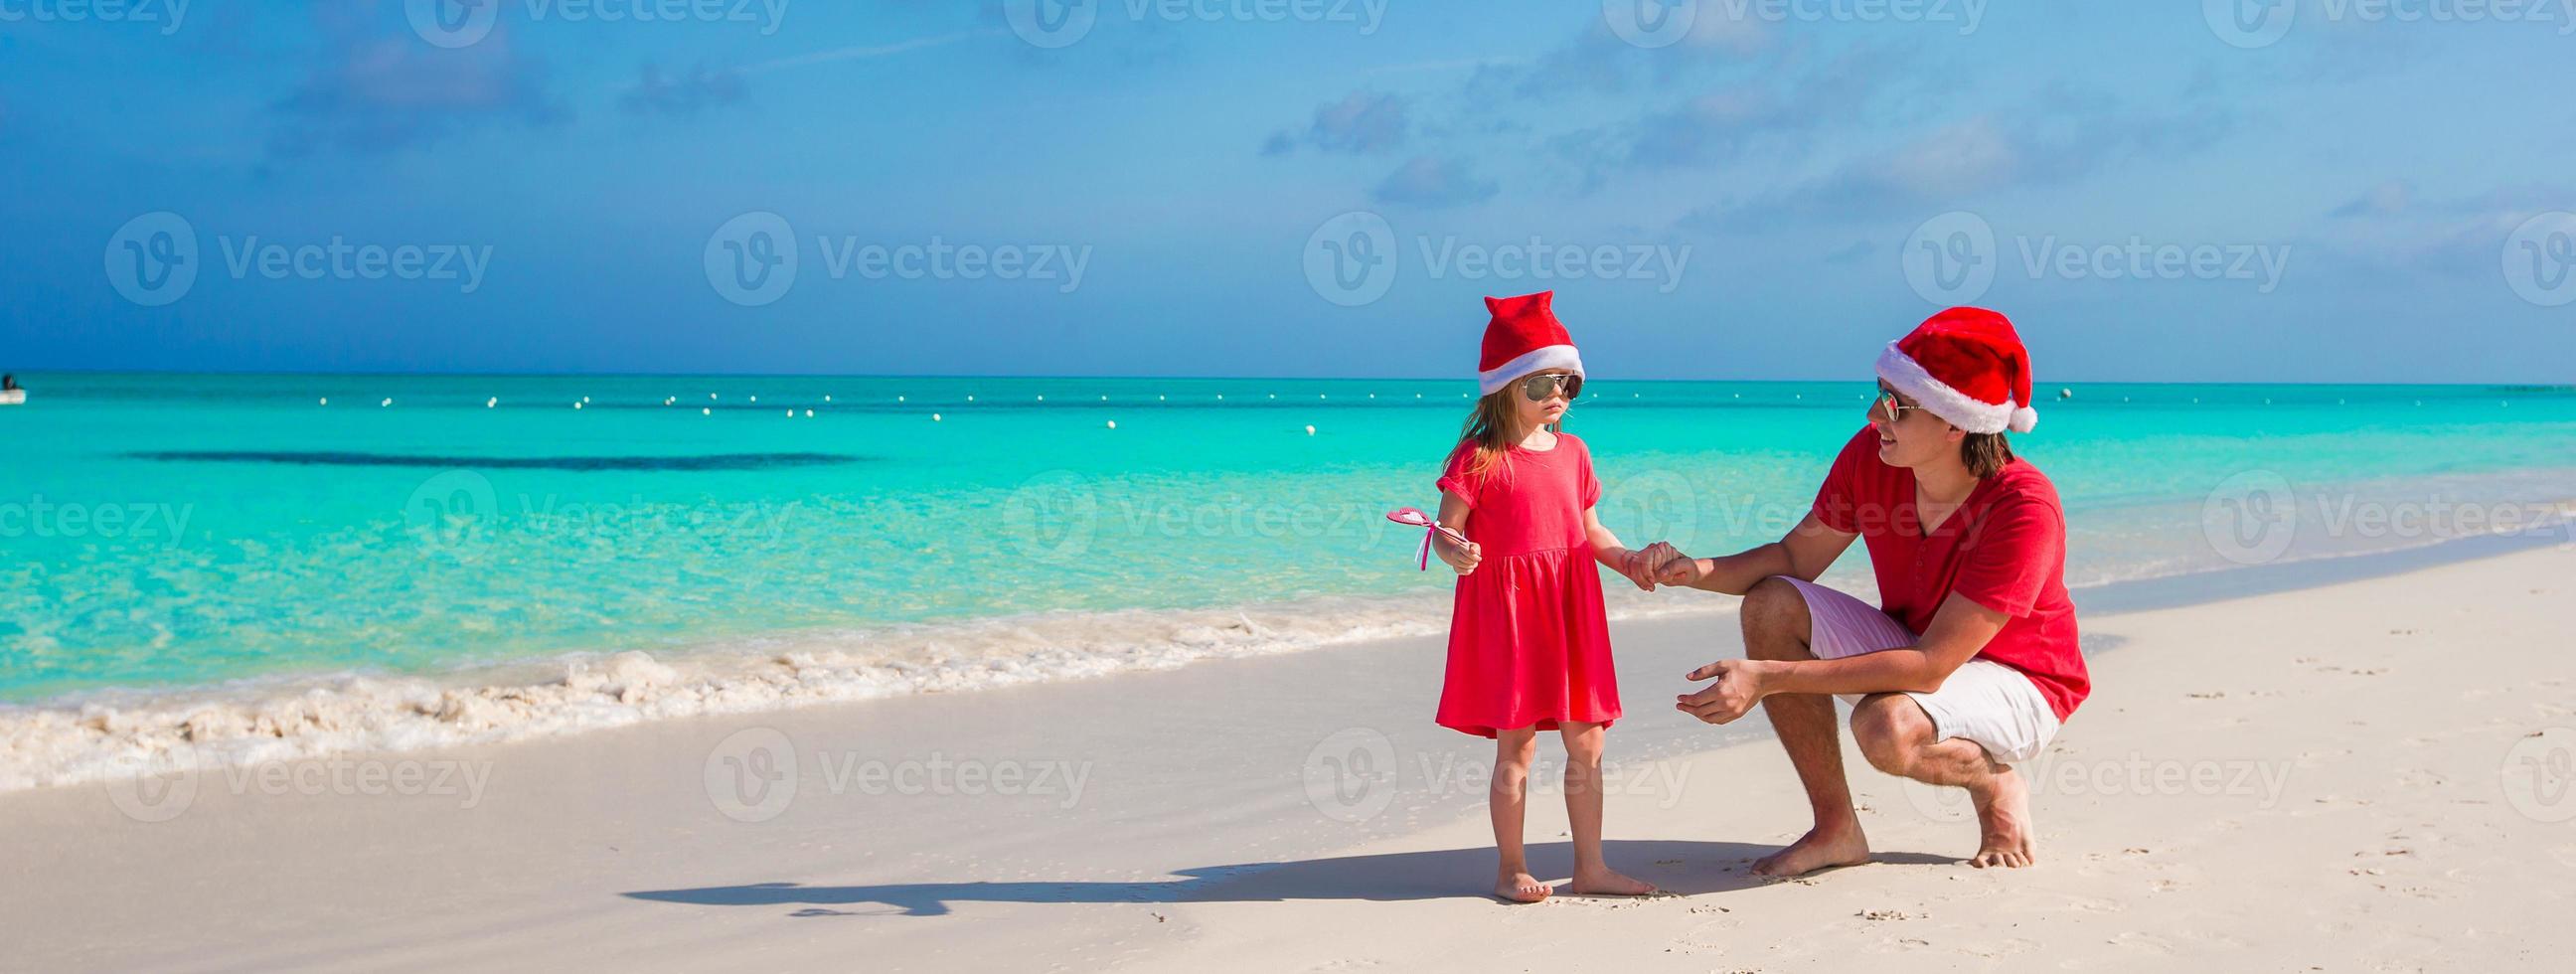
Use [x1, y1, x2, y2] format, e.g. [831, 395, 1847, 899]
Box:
[1519, 373, 1582, 402]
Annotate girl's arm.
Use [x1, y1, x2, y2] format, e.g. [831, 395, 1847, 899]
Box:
[1430, 491, 1481, 574]
[1582, 507, 1656, 591]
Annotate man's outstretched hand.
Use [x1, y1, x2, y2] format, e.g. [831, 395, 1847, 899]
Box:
[1641, 541, 1705, 588]
[1676, 659, 1767, 725]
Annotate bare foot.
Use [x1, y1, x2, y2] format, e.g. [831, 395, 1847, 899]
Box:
[1495, 870, 1553, 902]
[1968, 766, 2036, 869]
[1569, 867, 1658, 896]
[1751, 824, 1871, 878]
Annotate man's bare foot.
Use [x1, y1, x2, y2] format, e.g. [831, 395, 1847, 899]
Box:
[1568, 867, 1658, 896]
[1968, 766, 2036, 869]
[1751, 823, 1871, 877]
[1495, 871, 1553, 902]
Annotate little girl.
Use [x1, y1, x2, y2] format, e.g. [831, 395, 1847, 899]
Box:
[1430, 290, 1661, 902]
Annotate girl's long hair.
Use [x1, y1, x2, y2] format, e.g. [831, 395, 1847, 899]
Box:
[1456, 388, 1561, 482]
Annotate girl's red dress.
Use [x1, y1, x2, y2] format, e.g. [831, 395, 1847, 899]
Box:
[1433, 432, 1621, 737]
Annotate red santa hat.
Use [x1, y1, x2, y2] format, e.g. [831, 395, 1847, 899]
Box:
[1478, 291, 1583, 396]
[1875, 306, 2038, 434]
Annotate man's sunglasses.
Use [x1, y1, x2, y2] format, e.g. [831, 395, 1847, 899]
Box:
[1872, 387, 1928, 423]
[1519, 373, 1582, 402]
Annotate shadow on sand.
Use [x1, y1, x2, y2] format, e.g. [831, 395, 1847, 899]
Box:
[623, 840, 1963, 916]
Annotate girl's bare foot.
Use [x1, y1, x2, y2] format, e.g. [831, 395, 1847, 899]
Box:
[1968, 767, 2037, 869]
[1569, 867, 1658, 896]
[1750, 822, 1872, 877]
[1495, 871, 1553, 902]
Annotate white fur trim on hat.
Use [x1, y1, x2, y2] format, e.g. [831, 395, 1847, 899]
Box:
[1875, 342, 2027, 434]
[1479, 344, 1584, 396]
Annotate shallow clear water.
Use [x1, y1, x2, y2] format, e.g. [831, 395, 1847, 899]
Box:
[2, 374, 2571, 709]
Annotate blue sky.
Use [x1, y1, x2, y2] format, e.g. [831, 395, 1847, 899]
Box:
[2, 0, 2572, 382]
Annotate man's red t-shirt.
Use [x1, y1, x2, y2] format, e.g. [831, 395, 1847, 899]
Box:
[1808, 427, 2087, 720]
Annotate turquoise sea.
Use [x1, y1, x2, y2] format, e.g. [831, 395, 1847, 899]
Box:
[3, 374, 2571, 786]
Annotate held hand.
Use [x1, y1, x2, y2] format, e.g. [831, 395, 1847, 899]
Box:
[1615, 550, 1658, 591]
[1644, 542, 1703, 587]
[1675, 659, 1767, 725]
[1441, 539, 1483, 575]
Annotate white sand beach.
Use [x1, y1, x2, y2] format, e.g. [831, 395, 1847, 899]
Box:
[6, 541, 2573, 972]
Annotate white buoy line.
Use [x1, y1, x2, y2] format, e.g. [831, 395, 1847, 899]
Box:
[329, 386, 1678, 416]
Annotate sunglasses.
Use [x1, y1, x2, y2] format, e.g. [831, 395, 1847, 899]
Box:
[1518, 373, 1582, 402]
[1872, 387, 1928, 423]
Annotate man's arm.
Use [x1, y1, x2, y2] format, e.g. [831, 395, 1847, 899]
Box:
[1653, 512, 1857, 594]
[1675, 591, 2011, 725]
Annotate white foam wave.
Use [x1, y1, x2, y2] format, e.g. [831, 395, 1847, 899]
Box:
[0, 588, 1735, 792]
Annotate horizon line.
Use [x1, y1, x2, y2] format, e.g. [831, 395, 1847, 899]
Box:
[0, 368, 2566, 391]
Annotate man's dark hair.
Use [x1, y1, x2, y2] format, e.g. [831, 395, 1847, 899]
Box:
[1963, 431, 2013, 478]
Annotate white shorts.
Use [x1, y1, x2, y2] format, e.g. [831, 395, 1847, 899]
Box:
[1777, 575, 2061, 765]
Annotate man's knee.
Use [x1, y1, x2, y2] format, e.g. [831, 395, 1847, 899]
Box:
[1851, 694, 1931, 776]
[1740, 576, 1813, 661]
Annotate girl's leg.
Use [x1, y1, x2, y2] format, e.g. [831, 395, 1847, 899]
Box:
[1560, 722, 1657, 895]
[1490, 727, 1549, 902]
